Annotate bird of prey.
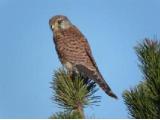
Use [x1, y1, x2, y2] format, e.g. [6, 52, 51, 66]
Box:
[49, 15, 117, 99]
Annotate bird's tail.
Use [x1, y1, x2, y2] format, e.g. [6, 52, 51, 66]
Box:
[102, 82, 118, 99]
[92, 71, 118, 99]
[75, 64, 118, 99]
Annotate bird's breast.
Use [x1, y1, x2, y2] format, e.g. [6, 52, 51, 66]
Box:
[54, 30, 87, 63]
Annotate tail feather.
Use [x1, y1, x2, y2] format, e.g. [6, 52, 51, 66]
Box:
[92, 71, 118, 99]
[97, 77, 118, 99]
[105, 90, 118, 99]
[75, 64, 118, 99]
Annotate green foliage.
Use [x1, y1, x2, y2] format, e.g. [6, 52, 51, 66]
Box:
[50, 68, 100, 118]
[123, 82, 158, 118]
[49, 111, 82, 119]
[123, 39, 160, 118]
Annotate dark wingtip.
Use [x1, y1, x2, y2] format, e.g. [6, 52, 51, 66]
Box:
[107, 91, 118, 99]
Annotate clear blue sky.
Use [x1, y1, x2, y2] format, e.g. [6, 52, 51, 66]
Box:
[0, 0, 160, 118]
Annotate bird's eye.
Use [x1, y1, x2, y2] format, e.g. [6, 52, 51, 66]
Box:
[51, 25, 54, 30]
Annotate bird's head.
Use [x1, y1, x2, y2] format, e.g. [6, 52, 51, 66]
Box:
[49, 15, 72, 32]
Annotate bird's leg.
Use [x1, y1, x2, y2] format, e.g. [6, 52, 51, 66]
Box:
[67, 69, 74, 80]
[64, 62, 74, 79]
[71, 66, 80, 80]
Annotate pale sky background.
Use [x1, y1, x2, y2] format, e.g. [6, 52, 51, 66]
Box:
[0, 0, 160, 118]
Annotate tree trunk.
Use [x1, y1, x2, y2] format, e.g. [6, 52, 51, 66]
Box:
[76, 102, 85, 118]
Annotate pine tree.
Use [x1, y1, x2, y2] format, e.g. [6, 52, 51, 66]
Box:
[50, 68, 101, 119]
[123, 39, 160, 118]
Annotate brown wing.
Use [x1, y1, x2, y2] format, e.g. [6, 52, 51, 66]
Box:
[72, 26, 118, 99]
[71, 26, 97, 67]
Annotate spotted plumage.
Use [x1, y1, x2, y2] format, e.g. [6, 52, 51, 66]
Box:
[49, 15, 117, 99]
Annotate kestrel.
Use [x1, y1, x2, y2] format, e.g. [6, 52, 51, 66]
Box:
[49, 15, 117, 99]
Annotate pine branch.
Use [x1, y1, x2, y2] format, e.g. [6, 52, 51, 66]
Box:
[123, 82, 157, 118]
[123, 39, 160, 118]
[50, 68, 101, 118]
[49, 111, 82, 119]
